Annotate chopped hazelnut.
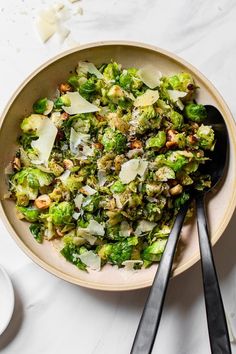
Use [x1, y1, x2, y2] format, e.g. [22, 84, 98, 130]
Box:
[35, 195, 51, 209]
[59, 83, 72, 93]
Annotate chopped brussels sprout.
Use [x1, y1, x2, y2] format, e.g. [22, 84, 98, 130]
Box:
[184, 103, 207, 123]
[49, 202, 74, 225]
[101, 128, 127, 154]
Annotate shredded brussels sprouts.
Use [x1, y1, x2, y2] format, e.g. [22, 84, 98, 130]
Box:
[7, 60, 215, 272]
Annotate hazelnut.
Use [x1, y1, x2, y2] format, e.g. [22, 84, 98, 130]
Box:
[63, 159, 74, 170]
[35, 195, 51, 209]
[169, 184, 183, 196]
[130, 140, 142, 149]
[12, 157, 21, 171]
[59, 83, 72, 93]
[93, 142, 104, 150]
[61, 112, 69, 121]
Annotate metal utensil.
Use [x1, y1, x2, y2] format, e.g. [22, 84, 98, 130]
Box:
[131, 105, 231, 354]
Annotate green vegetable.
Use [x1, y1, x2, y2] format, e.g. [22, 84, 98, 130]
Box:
[142, 239, 167, 261]
[60, 243, 87, 271]
[163, 72, 194, 92]
[49, 202, 74, 225]
[196, 124, 215, 150]
[146, 131, 166, 149]
[54, 95, 71, 109]
[170, 110, 184, 129]
[110, 180, 126, 194]
[184, 103, 207, 123]
[101, 128, 127, 154]
[29, 223, 43, 243]
[79, 78, 96, 100]
[17, 206, 40, 222]
[21, 114, 44, 134]
[33, 98, 47, 114]
[103, 62, 120, 81]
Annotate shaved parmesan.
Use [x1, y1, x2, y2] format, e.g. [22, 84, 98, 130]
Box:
[176, 99, 185, 110]
[97, 170, 107, 187]
[77, 61, 103, 79]
[167, 89, 187, 102]
[119, 221, 132, 237]
[87, 220, 105, 236]
[72, 212, 80, 220]
[74, 194, 83, 209]
[119, 159, 148, 184]
[139, 65, 162, 89]
[69, 128, 90, 154]
[68, 0, 80, 3]
[57, 25, 70, 43]
[78, 251, 101, 271]
[114, 194, 123, 209]
[137, 160, 148, 177]
[39, 8, 57, 24]
[53, 3, 65, 12]
[58, 170, 70, 183]
[134, 90, 159, 107]
[81, 185, 97, 196]
[62, 92, 99, 115]
[135, 220, 157, 236]
[43, 100, 54, 115]
[36, 18, 57, 43]
[51, 112, 62, 127]
[119, 159, 139, 184]
[31, 117, 57, 166]
[122, 260, 143, 271]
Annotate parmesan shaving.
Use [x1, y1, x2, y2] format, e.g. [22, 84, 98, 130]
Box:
[122, 260, 143, 271]
[133, 90, 159, 107]
[87, 220, 105, 236]
[135, 220, 157, 236]
[119, 221, 132, 237]
[36, 18, 57, 43]
[78, 251, 101, 271]
[69, 128, 90, 155]
[62, 92, 99, 115]
[119, 159, 148, 184]
[31, 117, 58, 166]
[138, 65, 162, 89]
[167, 90, 187, 102]
[114, 194, 123, 209]
[97, 170, 107, 187]
[74, 194, 83, 209]
[58, 170, 70, 183]
[77, 61, 103, 79]
[81, 185, 97, 196]
[57, 25, 70, 43]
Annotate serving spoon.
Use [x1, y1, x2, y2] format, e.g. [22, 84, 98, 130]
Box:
[131, 105, 231, 354]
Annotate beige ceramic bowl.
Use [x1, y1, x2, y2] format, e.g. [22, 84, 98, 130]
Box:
[0, 41, 236, 291]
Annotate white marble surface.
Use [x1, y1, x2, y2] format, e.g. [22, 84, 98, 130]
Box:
[0, 1, 236, 353]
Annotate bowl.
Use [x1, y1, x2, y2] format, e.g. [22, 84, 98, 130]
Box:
[0, 41, 236, 291]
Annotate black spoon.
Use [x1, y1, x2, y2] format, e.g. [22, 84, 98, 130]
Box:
[131, 105, 231, 354]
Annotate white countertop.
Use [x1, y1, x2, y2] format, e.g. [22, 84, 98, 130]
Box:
[1, 1, 236, 353]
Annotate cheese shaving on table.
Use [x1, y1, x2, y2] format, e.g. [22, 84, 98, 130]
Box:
[31, 117, 58, 166]
[62, 92, 99, 115]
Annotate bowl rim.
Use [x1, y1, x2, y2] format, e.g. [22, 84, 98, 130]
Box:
[1, 40, 236, 291]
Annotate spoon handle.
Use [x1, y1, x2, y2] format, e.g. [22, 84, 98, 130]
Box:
[196, 195, 231, 354]
[130, 201, 190, 354]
